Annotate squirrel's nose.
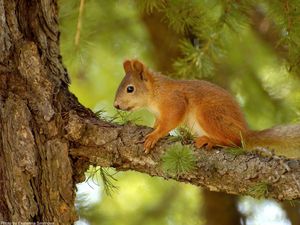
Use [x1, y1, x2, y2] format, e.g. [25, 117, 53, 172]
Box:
[114, 102, 120, 110]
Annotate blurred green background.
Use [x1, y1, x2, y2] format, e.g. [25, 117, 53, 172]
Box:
[59, 0, 300, 224]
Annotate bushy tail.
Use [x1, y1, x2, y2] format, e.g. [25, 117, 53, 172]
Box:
[244, 124, 300, 159]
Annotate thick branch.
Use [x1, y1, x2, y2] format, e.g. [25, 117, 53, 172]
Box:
[65, 111, 300, 201]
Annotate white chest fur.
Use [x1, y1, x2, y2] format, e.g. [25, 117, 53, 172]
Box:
[147, 103, 160, 117]
[184, 113, 207, 137]
[147, 103, 206, 137]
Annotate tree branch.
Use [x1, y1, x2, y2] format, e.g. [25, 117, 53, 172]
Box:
[65, 110, 300, 201]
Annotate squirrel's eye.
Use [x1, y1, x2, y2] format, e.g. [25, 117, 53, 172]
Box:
[127, 85, 134, 93]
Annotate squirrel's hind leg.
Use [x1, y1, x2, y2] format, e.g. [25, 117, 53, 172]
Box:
[195, 105, 246, 149]
[195, 136, 223, 149]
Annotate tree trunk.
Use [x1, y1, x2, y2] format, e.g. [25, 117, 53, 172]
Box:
[0, 1, 299, 224]
[0, 0, 81, 223]
[282, 201, 300, 225]
[202, 190, 243, 225]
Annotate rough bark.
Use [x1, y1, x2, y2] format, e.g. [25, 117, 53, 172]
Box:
[0, 0, 299, 224]
[0, 0, 76, 223]
[66, 113, 300, 201]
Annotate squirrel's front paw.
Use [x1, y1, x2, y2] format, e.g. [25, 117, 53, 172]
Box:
[144, 133, 159, 153]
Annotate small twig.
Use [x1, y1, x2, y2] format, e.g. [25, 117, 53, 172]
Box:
[75, 0, 85, 47]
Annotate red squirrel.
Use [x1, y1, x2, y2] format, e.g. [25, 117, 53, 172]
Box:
[114, 59, 300, 158]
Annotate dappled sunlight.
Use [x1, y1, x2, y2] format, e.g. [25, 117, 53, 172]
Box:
[239, 198, 291, 225]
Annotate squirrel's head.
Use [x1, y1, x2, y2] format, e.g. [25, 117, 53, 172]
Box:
[114, 59, 153, 111]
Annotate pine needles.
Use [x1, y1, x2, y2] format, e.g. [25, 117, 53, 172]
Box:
[86, 166, 118, 197]
[169, 127, 195, 144]
[137, 0, 300, 79]
[247, 182, 269, 199]
[94, 108, 141, 125]
[161, 144, 197, 177]
[135, 0, 166, 13]
[263, 0, 300, 74]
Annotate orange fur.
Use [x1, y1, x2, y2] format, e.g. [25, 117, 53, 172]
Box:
[114, 60, 300, 158]
[142, 69, 248, 152]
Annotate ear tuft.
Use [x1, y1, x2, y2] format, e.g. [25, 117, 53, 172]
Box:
[123, 60, 133, 73]
[132, 60, 144, 74]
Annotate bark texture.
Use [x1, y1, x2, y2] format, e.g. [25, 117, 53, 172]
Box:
[0, 0, 299, 224]
[0, 0, 77, 223]
[66, 113, 300, 201]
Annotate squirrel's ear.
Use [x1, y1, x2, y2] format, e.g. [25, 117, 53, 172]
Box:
[132, 60, 152, 82]
[132, 60, 144, 74]
[123, 60, 133, 74]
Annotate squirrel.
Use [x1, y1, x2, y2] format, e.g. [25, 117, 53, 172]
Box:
[114, 59, 300, 159]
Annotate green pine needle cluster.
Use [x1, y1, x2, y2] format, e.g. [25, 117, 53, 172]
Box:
[170, 127, 195, 144]
[161, 144, 197, 176]
[173, 40, 215, 78]
[86, 166, 118, 197]
[135, 0, 166, 13]
[112, 110, 139, 125]
[139, 0, 300, 79]
[94, 109, 105, 119]
[139, 0, 250, 78]
[247, 182, 269, 199]
[264, 0, 300, 73]
[99, 167, 118, 196]
[95, 109, 141, 125]
[163, 1, 202, 34]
